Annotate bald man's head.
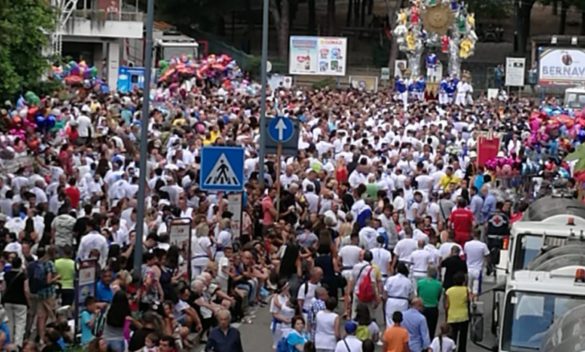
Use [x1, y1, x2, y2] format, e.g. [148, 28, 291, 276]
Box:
[310, 267, 323, 283]
[411, 297, 423, 311]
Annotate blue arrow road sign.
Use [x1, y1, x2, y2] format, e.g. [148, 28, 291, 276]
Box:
[268, 116, 294, 143]
[200, 147, 244, 192]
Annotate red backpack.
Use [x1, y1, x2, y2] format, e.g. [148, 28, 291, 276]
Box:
[357, 265, 375, 302]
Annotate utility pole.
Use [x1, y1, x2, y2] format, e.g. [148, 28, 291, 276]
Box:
[258, 0, 269, 189]
[134, 0, 155, 278]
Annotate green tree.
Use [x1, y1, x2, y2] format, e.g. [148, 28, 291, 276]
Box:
[270, 0, 291, 61]
[0, 0, 54, 100]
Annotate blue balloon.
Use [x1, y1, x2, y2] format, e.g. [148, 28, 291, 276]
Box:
[47, 115, 56, 129]
[543, 107, 553, 116]
[578, 129, 585, 142]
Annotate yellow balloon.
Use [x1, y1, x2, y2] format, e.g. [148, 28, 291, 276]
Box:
[398, 10, 407, 25]
[459, 38, 473, 59]
[407, 32, 416, 50]
[467, 13, 475, 28]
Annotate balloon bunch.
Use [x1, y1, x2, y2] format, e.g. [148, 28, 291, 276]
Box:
[51, 60, 99, 86]
[484, 157, 519, 177]
[527, 108, 585, 151]
[158, 54, 242, 85]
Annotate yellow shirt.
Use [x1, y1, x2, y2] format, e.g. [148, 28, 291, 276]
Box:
[439, 174, 461, 190]
[203, 130, 220, 145]
[446, 285, 469, 323]
[55, 258, 75, 290]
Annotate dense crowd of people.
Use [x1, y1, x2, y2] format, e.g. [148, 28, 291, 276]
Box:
[0, 69, 579, 352]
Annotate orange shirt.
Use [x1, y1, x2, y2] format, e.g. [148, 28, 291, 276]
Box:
[383, 325, 409, 352]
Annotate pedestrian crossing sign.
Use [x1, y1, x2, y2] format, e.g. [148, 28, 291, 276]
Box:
[200, 146, 245, 191]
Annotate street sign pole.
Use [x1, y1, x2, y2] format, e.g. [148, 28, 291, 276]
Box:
[258, 0, 269, 190]
[267, 116, 294, 220]
[275, 142, 282, 220]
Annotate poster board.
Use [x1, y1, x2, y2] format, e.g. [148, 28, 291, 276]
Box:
[289, 36, 347, 76]
[380, 67, 391, 80]
[505, 57, 526, 87]
[169, 218, 193, 281]
[394, 60, 408, 78]
[74, 259, 98, 342]
[487, 88, 499, 100]
[349, 76, 379, 93]
[538, 48, 585, 86]
[227, 193, 243, 239]
[169, 218, 192, 249]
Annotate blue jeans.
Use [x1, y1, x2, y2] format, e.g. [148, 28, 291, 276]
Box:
[107, 339, 125, 352]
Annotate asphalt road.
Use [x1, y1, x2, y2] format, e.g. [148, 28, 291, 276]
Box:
[228, 277, 499, 352]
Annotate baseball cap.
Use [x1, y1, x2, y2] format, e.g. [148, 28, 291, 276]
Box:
[344, 321, 358, 334]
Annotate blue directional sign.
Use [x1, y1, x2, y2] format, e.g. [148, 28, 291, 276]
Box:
[200, 147, 244, 192]
[268, 116, 294, 143]
[117, 66, 146, 93]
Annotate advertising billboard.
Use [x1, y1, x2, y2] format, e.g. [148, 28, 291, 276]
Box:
[538, 48, 585, 86]
[289, 36, 347, 76]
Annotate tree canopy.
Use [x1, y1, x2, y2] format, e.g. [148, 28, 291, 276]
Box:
[0, 0, 54, 100]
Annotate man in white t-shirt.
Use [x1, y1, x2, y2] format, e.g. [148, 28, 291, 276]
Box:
[297, 267, 323, 316]
[359, 219, 378, 250]
[438, 231, 462, 261]
[464, 230, 489, 296]
[393, 233, 417, 265]
[339, 234, 362, 280]
[409, 240, 433, 282]
[349, 251, 379, 318]
[371, 236, 392, 278]
[334, 321, 362, 352]
[279, 165, 299, 190]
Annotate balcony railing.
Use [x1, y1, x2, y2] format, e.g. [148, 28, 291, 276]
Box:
[70, 9, 143, 22]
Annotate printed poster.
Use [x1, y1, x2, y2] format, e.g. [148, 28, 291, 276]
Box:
[289, 36, 347, 76]
[505, 57, 526, 87]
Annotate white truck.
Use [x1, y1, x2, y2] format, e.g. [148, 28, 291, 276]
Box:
[472, 266, 585, 352]
[495, 196, 585, 283]
[153, 30, 199, 63]
[564, 86, 585, 111]
[124, 29, 199, 67]
[470, 196, 585, 351]
[472, 241, 585, 352]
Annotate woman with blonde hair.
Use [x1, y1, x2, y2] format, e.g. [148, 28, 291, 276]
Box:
[191, 222, 213, 277]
